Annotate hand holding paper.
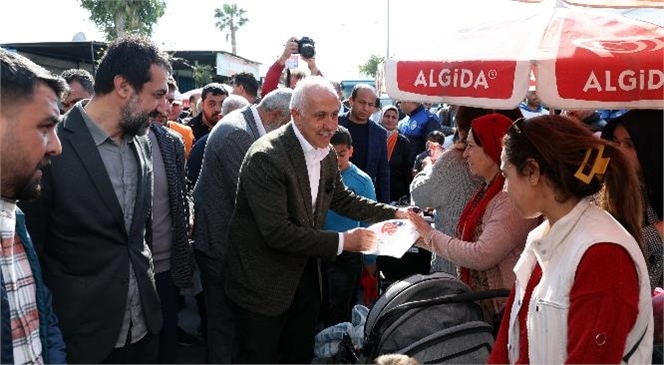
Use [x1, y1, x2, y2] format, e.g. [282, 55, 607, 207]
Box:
[361, 219, 421, 258]
[406, 209, 435, 238]
[342, 228, 377, 252]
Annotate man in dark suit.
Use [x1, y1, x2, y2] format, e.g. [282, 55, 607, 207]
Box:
[224, 76, 407, 364]
[20, 35, 171, 364]
[193, 87, 293, 363]
[339, 84, 391, 203]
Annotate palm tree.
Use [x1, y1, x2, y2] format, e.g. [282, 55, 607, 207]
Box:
[214, 3, 249, 55]
[80, 0, 166, 40]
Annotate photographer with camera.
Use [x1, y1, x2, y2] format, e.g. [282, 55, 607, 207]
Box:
[261, 36, 322, 96]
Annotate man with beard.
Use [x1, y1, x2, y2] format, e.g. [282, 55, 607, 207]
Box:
[191, 88, 292, 363]
[0, 48, 67, 365]
[20, 35, 171, 364]
[186, 82, 228, 141]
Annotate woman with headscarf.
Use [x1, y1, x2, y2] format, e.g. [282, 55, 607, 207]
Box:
[410, 107, 488, 275]
[489, 114, 652, 363]
[407, 113, 537, 323]
[381, 105, 413, 204]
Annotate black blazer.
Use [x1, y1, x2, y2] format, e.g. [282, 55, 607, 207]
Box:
[223, 123, 396, 316]
[20, 106, 162, 363]
[389, 133, 414, 203]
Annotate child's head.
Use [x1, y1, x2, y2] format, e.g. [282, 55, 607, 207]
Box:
[331, 126, 353, 171]
[374, 354, 421, 365]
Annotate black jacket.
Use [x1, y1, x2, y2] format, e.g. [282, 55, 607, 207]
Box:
[187, 112, 212, 142]
[20, 107, 162, 363]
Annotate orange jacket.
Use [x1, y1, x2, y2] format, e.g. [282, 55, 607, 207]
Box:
[167, 121, 194, 158]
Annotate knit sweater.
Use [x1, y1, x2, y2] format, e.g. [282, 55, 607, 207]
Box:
[410, 147, 483, 274]
[410, 147, 483, 236]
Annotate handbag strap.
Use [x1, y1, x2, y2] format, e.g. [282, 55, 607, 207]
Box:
[622, 325, 647, 363]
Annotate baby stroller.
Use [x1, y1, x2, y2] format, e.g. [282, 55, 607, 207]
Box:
[357, 272, 509, 364]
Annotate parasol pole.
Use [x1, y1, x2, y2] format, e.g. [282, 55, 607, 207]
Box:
[386, 0, 391, 59]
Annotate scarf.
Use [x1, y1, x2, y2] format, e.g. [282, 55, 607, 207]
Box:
[1, 199, 44, 365]
[456, 174, 505, 287]
[470, 113, 513, 166]
[386, 130, 398, 162]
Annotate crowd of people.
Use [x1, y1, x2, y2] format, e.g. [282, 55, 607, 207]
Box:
[0, 32, 661, 365]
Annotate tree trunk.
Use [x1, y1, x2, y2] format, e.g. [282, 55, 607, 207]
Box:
[230, 19, 237, 54]
[115, 12, 126, 38]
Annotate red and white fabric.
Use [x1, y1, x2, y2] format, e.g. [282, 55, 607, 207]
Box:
[384, 8, 664, 109]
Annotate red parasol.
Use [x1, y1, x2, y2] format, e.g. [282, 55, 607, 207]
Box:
[384, 8, 664, 109]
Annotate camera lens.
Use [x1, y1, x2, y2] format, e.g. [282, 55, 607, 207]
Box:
[297, 37, 316, 59]
[300, 44, 315, 59]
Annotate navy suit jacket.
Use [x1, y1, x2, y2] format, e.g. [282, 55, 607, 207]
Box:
[339, 114, 391, 203]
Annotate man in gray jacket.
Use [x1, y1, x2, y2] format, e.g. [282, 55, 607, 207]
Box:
[192, 88, 293, 363]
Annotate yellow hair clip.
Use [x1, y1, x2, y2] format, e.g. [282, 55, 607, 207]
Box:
[574, 145, 611, 184]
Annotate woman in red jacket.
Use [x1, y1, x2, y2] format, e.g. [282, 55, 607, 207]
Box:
[489, 115, 652, 364]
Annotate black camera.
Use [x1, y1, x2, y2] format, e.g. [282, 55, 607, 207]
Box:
[297, 37, 316, 59]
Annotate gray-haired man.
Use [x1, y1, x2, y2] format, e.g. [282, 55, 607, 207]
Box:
[192, 88, 294, 363]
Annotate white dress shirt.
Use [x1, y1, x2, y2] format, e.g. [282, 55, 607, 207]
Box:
[250, 105, 267, 137]
[293, 124, 345, 255]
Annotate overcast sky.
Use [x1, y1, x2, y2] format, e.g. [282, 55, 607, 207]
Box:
[0, 0, 661, 80]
